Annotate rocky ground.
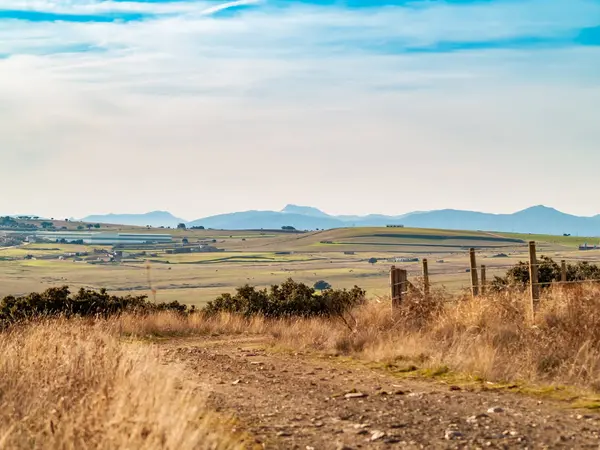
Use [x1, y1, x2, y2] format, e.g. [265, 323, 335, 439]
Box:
[161, 336, 600, 449]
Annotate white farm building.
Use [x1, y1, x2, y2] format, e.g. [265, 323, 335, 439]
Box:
[32, 232, 172, 245]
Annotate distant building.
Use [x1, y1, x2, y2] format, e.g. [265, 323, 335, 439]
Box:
[33, 231, 172, 245]
[392, 257, 419, 263]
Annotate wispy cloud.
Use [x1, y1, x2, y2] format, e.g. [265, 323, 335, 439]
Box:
[0, 0, 599, 218]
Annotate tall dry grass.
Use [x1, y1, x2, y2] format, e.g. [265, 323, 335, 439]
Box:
[280, 284, 600, 389]
[116, 284, 600, 390]
[0, 319, 243, 450]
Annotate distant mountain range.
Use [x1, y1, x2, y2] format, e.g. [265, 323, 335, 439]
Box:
[82, 211, 186, 228]
[80, 205, 600, 236]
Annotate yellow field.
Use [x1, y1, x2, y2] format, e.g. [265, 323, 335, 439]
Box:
[2, 226, 599, 306]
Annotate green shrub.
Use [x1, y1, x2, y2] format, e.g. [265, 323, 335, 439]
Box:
[313, 280, 332, 291]
[490, 256, 600, 291]
[0, 286, 190, 328]
[203, 278, 365, 318]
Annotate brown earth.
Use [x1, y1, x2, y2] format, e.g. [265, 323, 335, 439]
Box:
[161, 336, 600, 449]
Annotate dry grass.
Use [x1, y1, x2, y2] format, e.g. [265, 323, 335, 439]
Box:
[0, 319, 243, 450]
[309, 284, 600, 389]
[119, 284, 600, 390]
[116, 311, 268, 337]
[7, 282, 599, 449]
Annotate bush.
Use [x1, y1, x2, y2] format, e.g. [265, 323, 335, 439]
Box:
[313, 280, 332, 290]
[0, 286, 190, 328]
[490, 256, 600, 291]
[203, 278, 365, 319]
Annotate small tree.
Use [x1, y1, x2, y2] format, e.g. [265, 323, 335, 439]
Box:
[282, 226, 296, 231]
[94, 223, 101, 229]
[86, 224, 93, 230]
[368, 257, 378, 265]
[177, 223, 187, 230]
[40, 221, 54, 229]
[77, 225, 84, 230]
[314, 280, 332, 291]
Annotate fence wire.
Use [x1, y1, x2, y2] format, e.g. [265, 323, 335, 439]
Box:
[388, 245, 600, 296]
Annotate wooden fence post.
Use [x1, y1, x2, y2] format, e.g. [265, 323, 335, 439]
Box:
[390, 266, 398, 310]
[390, 266, 407, 312]
[480, 264, 487, 296]
[469, 248, 479, 297]
[561, 260, 567, 283]
[422, 258, 430, 297]
[398, 269, 407, 305]
[529, 241, 540, 316]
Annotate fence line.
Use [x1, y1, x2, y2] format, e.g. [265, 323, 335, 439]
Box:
[388, 242, 600, 317]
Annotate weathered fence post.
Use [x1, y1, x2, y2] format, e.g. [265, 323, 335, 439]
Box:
[469, 248, 479, 297]
[398, 269, 407, 304]
[422, 258, 430, 297]
[561, 260, 567, 283]
[480, 264, 487, 296]
[390, 265, 407, 313]
[529, 241, 540, 317]
[390, 265, 398, 306]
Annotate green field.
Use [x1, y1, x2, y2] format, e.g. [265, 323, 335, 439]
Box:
[498, 232, 600, 248]
[1, 226, 599, 306]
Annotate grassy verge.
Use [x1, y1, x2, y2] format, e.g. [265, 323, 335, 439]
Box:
[0, 319, 244, 449]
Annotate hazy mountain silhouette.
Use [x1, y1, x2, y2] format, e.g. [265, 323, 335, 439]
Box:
[83, 205, 600, 236]
[400, 206, 600, 235]
[188, 205, 600, 235]
[81, 211, 185, 228]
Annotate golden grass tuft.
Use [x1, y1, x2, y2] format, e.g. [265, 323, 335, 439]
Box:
[116, 311, 267, 338]
[0, 319, 243, 450]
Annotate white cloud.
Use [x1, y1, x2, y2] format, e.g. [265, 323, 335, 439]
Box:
[0, 0, 599, 218]
[0, 1, 235, 15]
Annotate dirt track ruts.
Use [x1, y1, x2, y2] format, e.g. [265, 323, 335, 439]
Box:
[161, 336, 600, 449]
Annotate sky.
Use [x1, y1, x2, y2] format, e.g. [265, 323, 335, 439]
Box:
[1, 0, 599, 221]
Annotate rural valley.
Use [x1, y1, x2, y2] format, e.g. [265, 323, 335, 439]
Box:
[2, 216, 600, 305]
[2, 0, 599, 447]
[4, 215, 600, 448]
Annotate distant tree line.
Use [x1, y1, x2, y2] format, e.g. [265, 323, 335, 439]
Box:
[0, 216, 38, 230]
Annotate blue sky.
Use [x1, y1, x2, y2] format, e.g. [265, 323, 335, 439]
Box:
[1, 0, 599, 219]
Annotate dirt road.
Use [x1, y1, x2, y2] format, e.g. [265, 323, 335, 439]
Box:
[161, 336, 600, 449]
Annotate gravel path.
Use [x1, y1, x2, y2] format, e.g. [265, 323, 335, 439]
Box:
[161, 336, 600, 449]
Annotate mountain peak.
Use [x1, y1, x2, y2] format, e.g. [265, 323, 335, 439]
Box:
[515, 205, 563, 215]
[281, 204, 330, 218]
[523, 205, 554, 211]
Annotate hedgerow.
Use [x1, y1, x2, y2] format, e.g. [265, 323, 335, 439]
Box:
[0, 286, 189, 328]
[203, 278, 365, 318]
